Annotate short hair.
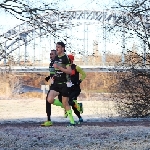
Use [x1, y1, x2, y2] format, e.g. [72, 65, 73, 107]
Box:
[57, 42, 65, 48]
[51, 49, 57, 55]
[56, 42, 66, 52]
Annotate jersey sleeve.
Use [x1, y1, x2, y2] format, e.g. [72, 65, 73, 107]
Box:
[76, 65, 86, 81]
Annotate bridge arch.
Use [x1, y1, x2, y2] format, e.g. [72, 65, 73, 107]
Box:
[0, 10, 148, 66]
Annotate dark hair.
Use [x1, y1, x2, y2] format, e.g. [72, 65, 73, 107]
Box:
[51, 49, 57, 55]
[56, 42, 66, 52]
[57, 42, 65, 48]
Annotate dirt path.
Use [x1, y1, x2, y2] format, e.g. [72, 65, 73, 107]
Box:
[1, 120, 150, 128]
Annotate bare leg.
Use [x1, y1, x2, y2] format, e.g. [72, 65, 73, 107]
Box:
[62, 96, 71, 110]
[62, 96, 75, 124]
[47, 90, 59, 104]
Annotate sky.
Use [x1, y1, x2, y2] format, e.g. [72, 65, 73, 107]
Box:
[0, 0, 117, 32]
[0, 0, 145, 64]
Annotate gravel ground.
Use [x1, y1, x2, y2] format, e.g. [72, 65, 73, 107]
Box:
[1, 125, 150, 150]
[1, 99, 150, 150]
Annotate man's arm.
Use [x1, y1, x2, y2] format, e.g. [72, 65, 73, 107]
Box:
[76, 66, 86, 81]
[53, 64, 72, 74]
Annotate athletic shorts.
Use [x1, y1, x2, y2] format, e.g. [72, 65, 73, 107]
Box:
[50, 83, 69, 97]
[50, 84, 54, 90]
[69, 89, 80, 101]
[58, 87, 81, 103]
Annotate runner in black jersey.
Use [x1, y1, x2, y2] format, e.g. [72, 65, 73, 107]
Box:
[63, 54, 86, 123]
[41, 50, 78, 127]
[47, 42, 75, 126]
[41, 50, 56, 126]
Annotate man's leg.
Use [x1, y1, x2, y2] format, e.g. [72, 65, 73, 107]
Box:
[57, 94, 68, 118]
[41, 90, 53, 126]
[61, 84, 75, 126]
[42, 89, 59, 126]
[47, 90, 59, 104]
[62, 96, 75, 125]
[72, 106, 83, 123]
[51, 92, 67, 117]
[68, 90, 83, 123]
[48, 85, 63, 108]
[53, 94, 63, 108]
[46, 90, 51, 121]
[68, 90, 82, 112]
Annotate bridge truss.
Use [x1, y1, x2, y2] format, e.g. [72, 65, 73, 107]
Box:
[0, 10, 149, 67]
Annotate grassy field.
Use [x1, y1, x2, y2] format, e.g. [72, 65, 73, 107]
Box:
[0, 100, 117, 123]
[1, 99, 150, 150]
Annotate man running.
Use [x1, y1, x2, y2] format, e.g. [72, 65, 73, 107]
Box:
[47, 42, 75, 126]
[64, 54, 86, 123]
[41, 49, 57, 126]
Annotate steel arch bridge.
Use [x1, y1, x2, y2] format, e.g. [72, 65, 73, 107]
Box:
[0, 9, 149, 67]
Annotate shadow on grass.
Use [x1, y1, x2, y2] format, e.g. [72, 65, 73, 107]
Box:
[1, 116, 150, 127]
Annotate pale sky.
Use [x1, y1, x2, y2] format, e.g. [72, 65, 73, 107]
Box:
[0, 0, 118, 32]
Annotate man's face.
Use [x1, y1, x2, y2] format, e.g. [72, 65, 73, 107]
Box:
[50, 51, 56, 60]
[56, 44, 64, 55]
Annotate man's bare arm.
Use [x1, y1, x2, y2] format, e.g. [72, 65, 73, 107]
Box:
[53, 64, 72, 74]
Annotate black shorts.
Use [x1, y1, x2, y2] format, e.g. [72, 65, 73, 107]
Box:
[58, 87, 81, 103]
[69, 89, 80, 101]
[50, 83, 69, 97]
[50, 84, 54, 90]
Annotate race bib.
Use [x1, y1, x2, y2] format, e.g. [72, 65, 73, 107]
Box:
[66, 82, 72, 87]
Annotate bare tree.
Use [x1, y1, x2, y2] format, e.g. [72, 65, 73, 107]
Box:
[111, 0, 150, 117]
[112, 0, 150, 51]
[0, 0, 73, 64]
[0, 0, 58, 21]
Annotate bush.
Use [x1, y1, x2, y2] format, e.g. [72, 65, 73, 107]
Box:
[111, 68, 150, 118]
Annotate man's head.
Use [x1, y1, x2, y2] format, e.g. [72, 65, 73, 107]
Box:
[56, 42, 66, 55]
[50, 50, 57, 60]
[68, 54, 74, 64]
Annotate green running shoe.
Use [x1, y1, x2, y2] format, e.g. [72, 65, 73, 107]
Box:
[41, 121, 53, 127]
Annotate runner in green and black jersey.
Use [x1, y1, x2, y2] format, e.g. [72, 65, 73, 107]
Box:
[41, 50, 56, 127]
[47, 42, 75, 126]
